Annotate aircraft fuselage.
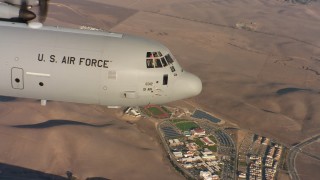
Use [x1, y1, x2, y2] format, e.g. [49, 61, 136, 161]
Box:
[0, 22, 202, 107]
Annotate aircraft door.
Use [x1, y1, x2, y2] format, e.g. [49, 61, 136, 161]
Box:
[11, 67, 24, 90]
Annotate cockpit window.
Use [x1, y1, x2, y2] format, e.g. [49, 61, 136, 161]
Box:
[155, 59, 162, 68]
[146, 52, 152, 58]
[165, 54, 174, 64]
[153, 52, 159, 57]
[146, 59, 154, 68]
[146, 52, 174, 68]
[161, 57, 168, 67]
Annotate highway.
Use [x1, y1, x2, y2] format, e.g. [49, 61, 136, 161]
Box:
[287, 134, 320, 180]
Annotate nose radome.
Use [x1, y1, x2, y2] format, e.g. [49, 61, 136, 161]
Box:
[189, 73, 202, 96]
[174, 72, 202, 99]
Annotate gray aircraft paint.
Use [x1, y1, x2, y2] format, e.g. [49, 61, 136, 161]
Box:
[0, 3, 21, 19]
[2, 0, 39, 6]
[0, 21, 202, 107]
[0, 1, 36, 21]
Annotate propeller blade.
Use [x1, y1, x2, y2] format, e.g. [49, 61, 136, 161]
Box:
[17, 0, 35, 22]
[39, 0, 49, 23]
[21, 0, 27, 9]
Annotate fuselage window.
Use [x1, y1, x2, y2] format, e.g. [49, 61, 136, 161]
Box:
[161, 57, 168, 67]
[165, 54, 174, 64]
[158, 51, 163, 57]
[146, 59, 154, 68]
[146, 52, 152, 58]
[155, 59, 163, 68]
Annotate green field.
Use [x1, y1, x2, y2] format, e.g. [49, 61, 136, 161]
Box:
[170, 119, 188, 124]
[207, 145, 218, 152]
[175, 121, 199, 131]
[170, 119, 188, 123]
[194, 138, 205, 147]
[194, 138, 217, 152]
[208, 135, 218, 144]
[147, 107, 164, 116]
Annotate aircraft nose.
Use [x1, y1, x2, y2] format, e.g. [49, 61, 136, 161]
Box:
[174, 72, 202, 99]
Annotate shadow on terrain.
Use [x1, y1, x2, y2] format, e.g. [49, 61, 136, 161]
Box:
[0, 96, 16, 102]
[86, 177, 111, 180]
[262, 109, 276, 114]
[0, 163, 111, 180]
[11, 120, 113, 129]
[276, 87, 311, 95]
[0, 162, 67, 180]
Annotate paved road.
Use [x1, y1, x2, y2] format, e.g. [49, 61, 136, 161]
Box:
[287, 134, 320, 180]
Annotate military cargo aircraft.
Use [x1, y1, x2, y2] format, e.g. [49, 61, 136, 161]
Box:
[0, 0, 202, 107]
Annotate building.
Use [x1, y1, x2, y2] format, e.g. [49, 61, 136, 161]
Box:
[200, 171, 212, 180]
[173, 151, 183, 158]
[200, 137, 215, 146]
[183, 163, 193, 169]
[181, 156, 201, 163]
[212, 175, 219, 180]
[261, 137, 269, 145]
[267, 147, 275, 158]
[201, 148, 213, 156]
[249, 155, 259, 160]
[249, 158, 262, 180]
[239, 172, 246, 179]
[184, 151, 194, 157]
[168, 139, 184, 146]
[202, 155, 217, 161]
[183, 131, 191, 137]
[124, 107, 141, 117]
[186, 142, 198, 151]
[200, 171, 220, 180]
[191, 128, 206, 136]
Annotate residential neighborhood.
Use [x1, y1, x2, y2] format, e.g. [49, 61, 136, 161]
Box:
[125, 105, 287, 180]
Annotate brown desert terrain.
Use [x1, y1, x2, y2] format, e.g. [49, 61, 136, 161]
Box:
[0, 0, 320, 179]
[0, 99, 183, 179]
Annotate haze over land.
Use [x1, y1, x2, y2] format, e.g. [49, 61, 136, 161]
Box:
[86, 0, 320, 147]
[0, 0, 319, 179]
